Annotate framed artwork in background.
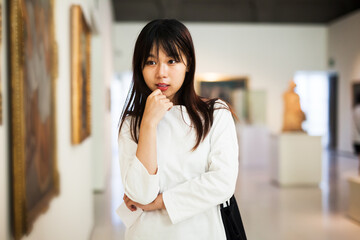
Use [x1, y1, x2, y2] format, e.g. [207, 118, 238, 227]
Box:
[9, 0, 59, 239]
[197, 76, 250, 123]
[70, 5, 91, 144]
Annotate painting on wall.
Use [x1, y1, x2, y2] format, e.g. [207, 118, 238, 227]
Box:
[198, 76, 250, 123]
[71, 5, 91, 144]
[9, 0, 59, 239]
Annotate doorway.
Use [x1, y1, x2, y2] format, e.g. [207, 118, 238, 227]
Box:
[294, 71, 338, 150]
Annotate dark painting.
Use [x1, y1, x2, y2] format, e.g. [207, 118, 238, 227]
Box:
[9, 0, 59, 238]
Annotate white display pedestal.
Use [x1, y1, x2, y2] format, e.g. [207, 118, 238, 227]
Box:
[270, 133, 322, 186]
[348, 177, 360, 223]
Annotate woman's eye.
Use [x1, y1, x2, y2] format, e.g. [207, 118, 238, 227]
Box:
[146, 61, 156, 65]
[168, 59, 177, 64]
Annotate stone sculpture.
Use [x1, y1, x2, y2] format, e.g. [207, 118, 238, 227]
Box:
[282, 80, 306, 132]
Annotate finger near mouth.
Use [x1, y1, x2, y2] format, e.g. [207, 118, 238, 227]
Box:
[156, 84, 169, 91]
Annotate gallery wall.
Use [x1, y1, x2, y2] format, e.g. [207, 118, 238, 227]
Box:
[112, 23, 327, 133]
[90, 0, 113, 192]
[0, 0, 113, 239]
[0, 0, 9, 238]
[328, 10, 360, 152]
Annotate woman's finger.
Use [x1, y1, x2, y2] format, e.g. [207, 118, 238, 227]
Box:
[123, 195, 138, 211]
[167, 102, 173, 110]
[161, 98, 170, 103]
[124, 194, 130, 202]
[156, 94, 167, 100]
[150, 89, 162, 97]
[153, 95, 165, 102]
[125, 201, 137, 211]
[123, 195, 132, 208]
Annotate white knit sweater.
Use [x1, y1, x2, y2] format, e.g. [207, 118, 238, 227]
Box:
[118, 101, 239, 240]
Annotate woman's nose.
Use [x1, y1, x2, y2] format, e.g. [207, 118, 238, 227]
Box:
[156, 63, 168, 78]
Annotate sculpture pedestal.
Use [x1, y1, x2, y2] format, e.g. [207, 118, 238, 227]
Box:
[348, 177, 360, 223]
[270, 133, 322, 186]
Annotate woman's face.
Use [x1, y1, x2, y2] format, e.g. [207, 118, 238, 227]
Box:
[142, 47, 187, 103]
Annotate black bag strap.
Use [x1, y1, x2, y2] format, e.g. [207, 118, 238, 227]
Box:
[220, 195, 247, 240]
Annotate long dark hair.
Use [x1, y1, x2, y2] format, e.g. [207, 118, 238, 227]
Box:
[119, 19, 231, 151]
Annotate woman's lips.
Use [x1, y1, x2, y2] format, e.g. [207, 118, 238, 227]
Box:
[156, 83, 169, 91]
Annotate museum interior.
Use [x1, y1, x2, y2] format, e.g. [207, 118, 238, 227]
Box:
[1, 0, 360, 239]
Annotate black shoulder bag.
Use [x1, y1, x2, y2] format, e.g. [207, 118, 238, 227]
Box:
[220, 195, 247, 240]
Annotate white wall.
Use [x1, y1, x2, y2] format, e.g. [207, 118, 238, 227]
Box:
[0, 0, 113, 239]
[0, 0, 10, 238]
[328, 10, 360, 152]
[113, 23, 327, 132]
[91, 0, 113, 192]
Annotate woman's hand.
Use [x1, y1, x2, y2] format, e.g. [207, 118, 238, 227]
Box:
[136, 89, 170, 174]
[123, 193, 166, 212]
[142, 89, 173, 127]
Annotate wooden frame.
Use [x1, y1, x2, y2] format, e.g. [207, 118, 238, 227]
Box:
[9, 0, 59, 239]
[71, 5, 91, 144]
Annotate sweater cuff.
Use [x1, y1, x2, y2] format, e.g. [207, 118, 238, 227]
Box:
[125, 156, 160, 205]
[132, 155, 159, 177]
[162, 191, 179, 224]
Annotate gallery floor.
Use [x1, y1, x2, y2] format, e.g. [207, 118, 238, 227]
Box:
[90, 146, 360, 240]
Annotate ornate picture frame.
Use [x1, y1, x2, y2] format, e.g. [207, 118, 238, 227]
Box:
[71, 5, 91, 144]
[9, 0, 59, 239]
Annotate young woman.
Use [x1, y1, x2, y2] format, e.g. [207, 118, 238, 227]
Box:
[118, 19, 239, 239]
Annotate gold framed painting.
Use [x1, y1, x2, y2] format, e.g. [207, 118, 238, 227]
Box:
[71, 5, 91, 144]
[9, 0, 59, 239]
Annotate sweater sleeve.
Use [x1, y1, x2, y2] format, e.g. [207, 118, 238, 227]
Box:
[118, 119, 160, 205]
[162, 104, 239, 224]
